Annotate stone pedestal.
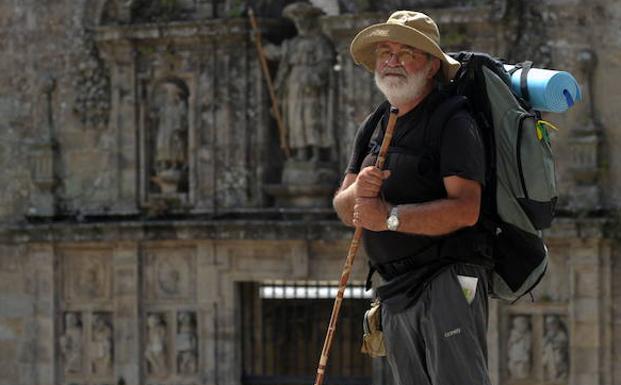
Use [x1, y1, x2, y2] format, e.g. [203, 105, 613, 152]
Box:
[265, 159, 337, 208]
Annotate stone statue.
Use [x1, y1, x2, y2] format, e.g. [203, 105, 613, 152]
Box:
[176, 311, 198, 374]
[507, 315, 532, 379]
[543, 315, 569, 381]
[91, 314, 113, 374]
[151, 79, 189, 194]
[60, 312, 82, 374]
[271, 2, 335, 162]
[145, 313, 168, 375]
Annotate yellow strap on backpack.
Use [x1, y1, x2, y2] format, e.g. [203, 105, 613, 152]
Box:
[536, 120, 559, 142]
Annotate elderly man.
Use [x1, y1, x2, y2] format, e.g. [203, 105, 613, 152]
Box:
[333, 11, 492, 385]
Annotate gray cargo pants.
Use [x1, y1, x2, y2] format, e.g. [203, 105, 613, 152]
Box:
[381, 264, 491, 385]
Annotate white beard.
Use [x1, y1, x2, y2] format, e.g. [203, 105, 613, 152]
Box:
[374, 62, 432, 106]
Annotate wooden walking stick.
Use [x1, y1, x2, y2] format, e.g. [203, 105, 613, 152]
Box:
[247, 7, 291, 158]
[313, 106, 399, 385]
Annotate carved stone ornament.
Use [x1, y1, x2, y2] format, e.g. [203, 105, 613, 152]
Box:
[570, 51, 601, 182]
[145, 313, 168, 376]
[564, 49, 602, 211]
[79, 261, 106, 299]
[158, 260, 181, 296]
[91, 313, 113, 375]
[176, 311, 198, 374]
[28, 74, 57, 217]
[144, 250, 195, 301]
[60, 312, 83, 374]
[73, 29, 111, 130]
[507, 315, 532, 379]
[63, 251, 111, 303]
[542, 315, 569, 382]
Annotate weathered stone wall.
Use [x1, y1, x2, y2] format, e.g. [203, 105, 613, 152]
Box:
[613, 240, 621, 385]
[0, 1, 619, 385]
[0, 222, 365, 385]
[1, 0, 618, 220]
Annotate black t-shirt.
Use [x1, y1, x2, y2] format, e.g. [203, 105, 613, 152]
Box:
[346, 91, 488, 312]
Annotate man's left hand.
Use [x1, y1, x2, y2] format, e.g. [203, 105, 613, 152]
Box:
[353, 197, 389, 232]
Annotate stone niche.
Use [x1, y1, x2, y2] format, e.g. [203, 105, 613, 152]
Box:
[503, 312, 570, 384]
[93, 0, 282, 215]
[58, 247, 115, 385]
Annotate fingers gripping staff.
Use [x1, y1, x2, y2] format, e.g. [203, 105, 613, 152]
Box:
[313, 106, 398, 385]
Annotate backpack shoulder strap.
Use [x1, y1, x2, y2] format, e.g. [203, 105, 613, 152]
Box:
[424, 95, 469, 151]
[351, 101, 389, 169]
[362, 100, 390, 152]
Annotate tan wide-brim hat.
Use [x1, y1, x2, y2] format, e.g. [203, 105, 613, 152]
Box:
[350, 11, 461, 81]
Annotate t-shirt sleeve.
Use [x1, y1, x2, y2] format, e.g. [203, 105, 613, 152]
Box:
[345, 113, 374, 174]
[440, 112, 485, 185]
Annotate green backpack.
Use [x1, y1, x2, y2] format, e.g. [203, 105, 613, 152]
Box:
[441, 52, 557, 302]
[359, 52, 558, 303]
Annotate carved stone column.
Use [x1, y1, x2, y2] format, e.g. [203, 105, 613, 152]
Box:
[24, 244, 56, 385]
[567, 49, 603, 211]
[568, 222, 613, 385]
[112, 243, 140, 385]
[28, 75, 58, 217]
[96, 38, 140, 215]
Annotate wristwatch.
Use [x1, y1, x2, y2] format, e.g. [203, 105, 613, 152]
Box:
[386, 206, 400, 231]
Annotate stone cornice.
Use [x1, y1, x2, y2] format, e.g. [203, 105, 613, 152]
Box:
[545, 216, 611, 241]
[94, 18, 284, 45]
[0, 214, 615, 245]
[0, 217, 353, 244]
[321, 3, 506, 43]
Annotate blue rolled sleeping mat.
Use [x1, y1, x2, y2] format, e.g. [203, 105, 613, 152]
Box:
[504, 65, 582, 113]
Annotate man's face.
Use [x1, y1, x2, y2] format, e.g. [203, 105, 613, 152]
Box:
[375, 41, 431, 76]
[373, 41, 439, 105]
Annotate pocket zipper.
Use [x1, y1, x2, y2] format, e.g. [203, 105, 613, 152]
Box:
[516, 114, 536, 200]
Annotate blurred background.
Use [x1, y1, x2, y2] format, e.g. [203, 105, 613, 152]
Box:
[0, 1, 618, 384]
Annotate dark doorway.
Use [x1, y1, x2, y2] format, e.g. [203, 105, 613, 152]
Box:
[240, 281, 373, 385]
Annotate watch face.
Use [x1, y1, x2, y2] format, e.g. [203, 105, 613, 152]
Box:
[387, 215, 399, 231]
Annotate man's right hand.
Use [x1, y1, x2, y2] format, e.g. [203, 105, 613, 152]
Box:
[354, 166, 391, 198]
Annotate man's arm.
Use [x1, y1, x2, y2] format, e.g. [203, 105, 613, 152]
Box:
[333, 173, 357, 227]
[353, 175, 481, 235]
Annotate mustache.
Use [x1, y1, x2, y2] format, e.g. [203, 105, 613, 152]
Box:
[381, 67, 407, 77]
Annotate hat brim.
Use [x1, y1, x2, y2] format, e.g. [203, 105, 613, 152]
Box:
[350, 23, 461, 81]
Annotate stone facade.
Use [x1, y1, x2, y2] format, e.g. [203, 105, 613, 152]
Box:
[0, 1, 619, 385]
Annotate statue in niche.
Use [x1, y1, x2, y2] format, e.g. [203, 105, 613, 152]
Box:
[507, 315, 532, 379]
[269, 2, 335, 162]
[176, 311, 198, 374]
[150, 79, 189, 194]
[91, 314, 113, 374]
[543, 315, 569, 381]
[60, 312, 82, 374]
[145, 313, 168, 376]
